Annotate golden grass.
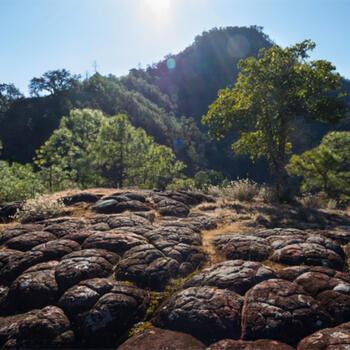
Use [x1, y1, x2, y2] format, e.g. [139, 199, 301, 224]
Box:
[200, 221, 251, 265]
[0, 221, 18, 234]
[261, 259, 286, 272]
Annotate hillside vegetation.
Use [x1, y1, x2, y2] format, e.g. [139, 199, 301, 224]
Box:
[0, 26, 349, 203]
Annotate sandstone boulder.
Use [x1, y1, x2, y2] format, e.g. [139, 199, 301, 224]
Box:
[297, 321, 350, 350]
[241, 278, 331, 345]
[207, 339, 295, 350]
[55, 249, 119, 290]
[152, 286, 243, 344]
[184, 260, 276, 295]
[117, 327, 206, 350]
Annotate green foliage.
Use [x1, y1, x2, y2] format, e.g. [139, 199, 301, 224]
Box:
[167, 177, 196, 191]
[194, 169, 223, 189]
[29, 69, 80, 97]
[286, 131, 350, 201]
[35, 109, 105, 190]
[128, 322, 153, 338]
[203, 40, 348, 197]
[0, 161, 45, 202]
[35, 109, 185, 189]
[1, 27, 350, 184]
[0, 83, 23, 113]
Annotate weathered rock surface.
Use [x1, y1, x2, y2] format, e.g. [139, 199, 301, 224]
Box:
[92, 198, 150, 214]
[55, 249, 119, 290]
[207, 339, 295, 350]
[152, 286, 243, 344]
[184, 260, 276, 294]
[82, 230, 148, 254]
[116, 244, 179, 290]
[32, 239, 80, 260]
[270, 234, 345, 270]
[3, 190, 350, 349]
[155, 198, 190, 217]
[297, 321, 350, 349]
[8, 261, 59, 311]
[77, 282, 150, 348]
[241, 278, 331, 345]
[58, 278, 114, 316]
[0, 224, 43, 245]
[0, 251, 45, 281]
[117, 327, 206, 350]
[62, 192, 101, 205]
[0, 306, 74, 349]
[278, 265, 350, 324]
[43, 217, 87, 238]
[212, 234, 271, 261]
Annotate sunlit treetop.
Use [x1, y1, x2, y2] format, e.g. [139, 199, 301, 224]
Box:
[203, 39, 348, 198]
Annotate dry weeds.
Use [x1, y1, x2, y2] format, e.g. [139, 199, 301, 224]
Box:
[200, 221, 251, 265]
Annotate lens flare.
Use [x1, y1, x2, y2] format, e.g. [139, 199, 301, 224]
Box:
[166, 58, 176, 70]
[174, 138, 183, 151]
[144, 0, 171, 18]
[226, 34, 250, 58]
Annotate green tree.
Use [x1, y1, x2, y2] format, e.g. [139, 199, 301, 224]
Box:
[0, 161, 45, 202]
[286, 131, 350, 201]
[35, 109, 185, 189]
[29, 69, 80, 97]
[89, 114, 185, 188]
[35, 109, 105, 189]
[203, 40, 348, 199]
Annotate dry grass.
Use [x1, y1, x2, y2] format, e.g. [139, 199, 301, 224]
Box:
[261, 259, 286, 272]
[43, 187, 118, 201]
[59, 202, 93, 218]
[200, 221, 251, 265]
[0, 221, 17, 234]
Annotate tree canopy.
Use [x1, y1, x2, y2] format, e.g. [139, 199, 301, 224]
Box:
[287, 131, 350, 201]
[35, 109, 185, 190]
[29, 69, 80, 97]
[203, 40, 348, 198]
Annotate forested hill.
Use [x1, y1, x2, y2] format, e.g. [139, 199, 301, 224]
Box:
[0, 26, 349, 181]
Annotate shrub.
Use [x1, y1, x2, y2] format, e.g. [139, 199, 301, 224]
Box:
[206, 184, 223, 197]
[258, 185, 278, 203]
[13, 196, 64, 223]
[223, 179, 259, 202]
[167, 177, 196, 191]
[327, 199, 338, 209]
[0, 161, 45, 202]
[298, 193, 324, 209]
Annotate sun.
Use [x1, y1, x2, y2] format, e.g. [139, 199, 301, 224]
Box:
[144, 0, 172, 18]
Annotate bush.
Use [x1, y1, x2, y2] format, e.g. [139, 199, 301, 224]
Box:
[167, 177, 196, 191]
[327, 199, 338, 209]
[298, 193, 324, 209]
[206, 184, 223, 197]
[13, 196, 64, 223]
[194, 170, 223, 189]
[0, 161, 45, 202]
[224, 179, 259, 202]
[258, 185, 278, 203]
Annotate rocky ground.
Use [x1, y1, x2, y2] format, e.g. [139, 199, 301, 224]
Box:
[1, 189, 350, 349]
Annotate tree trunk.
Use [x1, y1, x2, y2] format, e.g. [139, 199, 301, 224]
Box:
[274, 161, 290, 202]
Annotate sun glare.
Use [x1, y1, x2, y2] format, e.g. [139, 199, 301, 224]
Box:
[144, 0, 172, 18]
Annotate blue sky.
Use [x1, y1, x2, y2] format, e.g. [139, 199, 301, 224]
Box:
[1, 0, 350, 95]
